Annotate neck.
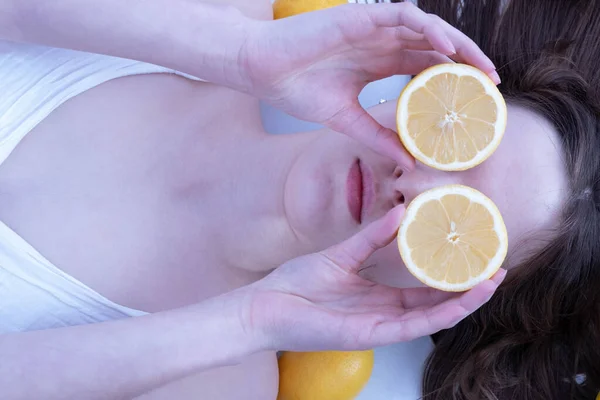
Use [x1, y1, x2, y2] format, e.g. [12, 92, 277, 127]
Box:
[185, 132, 317, 272]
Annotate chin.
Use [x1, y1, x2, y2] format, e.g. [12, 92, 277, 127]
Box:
[284, 188, 327, 238]
[286, 197, 362, 254]
[285, 164, 335, 231]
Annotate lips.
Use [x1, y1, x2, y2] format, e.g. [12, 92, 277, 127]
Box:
[347, 160, 363, 224]
[346, 160, 376, 224]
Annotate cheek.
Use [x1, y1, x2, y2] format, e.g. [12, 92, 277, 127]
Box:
[360, 243, 426, 288]
[284, 135, 361, 244]
[285, 158, 334, 233]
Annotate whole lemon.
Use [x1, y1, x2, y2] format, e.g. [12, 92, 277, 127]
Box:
[273, 0, 348, 19]
[277, 350, 374, 400]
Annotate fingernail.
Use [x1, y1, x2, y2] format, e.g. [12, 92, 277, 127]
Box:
[490, 70, 501, 85]
[492, 268, 507, 285]
[484, 57, 497, 70]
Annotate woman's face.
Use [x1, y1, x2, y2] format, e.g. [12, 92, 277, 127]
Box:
[283, 103, 568, 287]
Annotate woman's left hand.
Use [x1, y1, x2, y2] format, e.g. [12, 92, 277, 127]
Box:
[243, 207, 506, 352]
[239, 2, 500, 168]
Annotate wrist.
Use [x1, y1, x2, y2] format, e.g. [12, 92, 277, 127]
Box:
[6, 0, 257, 94]
[236, 282, 292, 353]
[227, 284, 274, 353]
[171, 2, 255, 92]
[156, 287, 269, 376]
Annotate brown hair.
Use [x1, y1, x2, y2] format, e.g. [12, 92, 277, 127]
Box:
[413, 0, 600, 399]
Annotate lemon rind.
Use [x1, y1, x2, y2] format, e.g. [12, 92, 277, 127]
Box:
[396, 63, 507, 172]
[397, 184, 508, 292]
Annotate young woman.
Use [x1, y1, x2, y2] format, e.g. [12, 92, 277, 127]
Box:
[0, 1, 504, 399]
[416, 1, 600, 399]
[0, 1, 590, 400]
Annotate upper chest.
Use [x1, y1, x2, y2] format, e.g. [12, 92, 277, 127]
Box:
[0, 73, 264, 312]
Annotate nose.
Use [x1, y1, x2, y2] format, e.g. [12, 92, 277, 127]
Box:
[393, 162, 464, 205]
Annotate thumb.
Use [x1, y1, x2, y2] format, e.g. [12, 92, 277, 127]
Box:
[321, 206, 405, 273]
[325, 102, 415, 171]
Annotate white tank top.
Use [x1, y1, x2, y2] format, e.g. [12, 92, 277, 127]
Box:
[0, 41, 201, 333]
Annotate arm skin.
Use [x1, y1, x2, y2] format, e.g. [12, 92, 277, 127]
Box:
[0, 289, 262, 400]
[0, 0, 251, 89]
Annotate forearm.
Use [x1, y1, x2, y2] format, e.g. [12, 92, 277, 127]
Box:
[0, 290, 262, 400]
[0, 0, 250, 88]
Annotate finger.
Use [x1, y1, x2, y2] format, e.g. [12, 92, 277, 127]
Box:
[404, 277, 502, 328]
[374, 266, 507, 312]
[325, 102, 415, 169]
[365, 276, 502, 346]
[359, 3, 454, 54]
[427, 15, 500, 84]
[391, 28, 451, 54]
[367, 303, 463, 345]
[390, 50, 454, 75]
[397, 268, 507, 308]
[322, 206, 405, 273]
[393, 26, 425, 42]
[397, 286, 456, 308]
[397, 38, 438, 52]
[418, 276, 501, 322]
[382, 26, 454, 66]
[361, 3, 499, 83]
[490, 268, 508, 285]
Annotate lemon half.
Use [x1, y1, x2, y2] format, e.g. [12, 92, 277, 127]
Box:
[397, 63, 507, 171]
[398, 184, 508, 292]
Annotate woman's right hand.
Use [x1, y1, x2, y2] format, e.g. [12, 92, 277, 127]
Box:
[239, 2, 500, 167]
[241, 207, 506, 352]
